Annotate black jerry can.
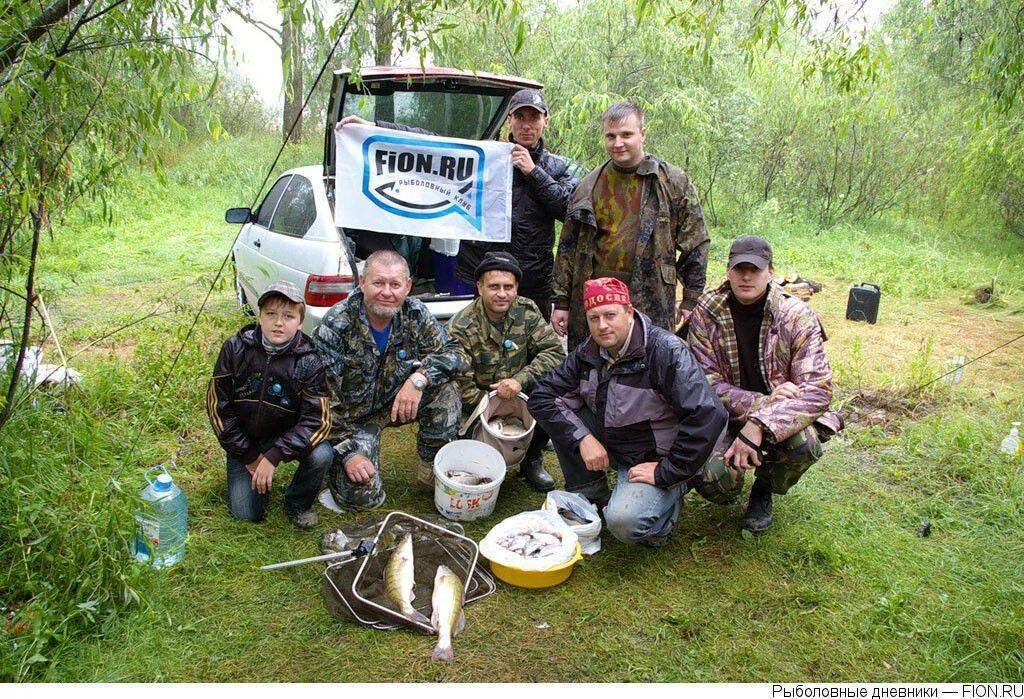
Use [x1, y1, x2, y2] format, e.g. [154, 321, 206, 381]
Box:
[846, 283, 881, 324]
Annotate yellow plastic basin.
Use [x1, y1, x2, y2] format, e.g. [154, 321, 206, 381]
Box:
[486, 543, 583, 589]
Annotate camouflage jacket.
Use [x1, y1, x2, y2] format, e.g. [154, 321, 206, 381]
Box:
[446, 296, 566, 409]
[686, 281, 843, 443]
[312, 291, 466, 440]
[552, 155, 709, 347]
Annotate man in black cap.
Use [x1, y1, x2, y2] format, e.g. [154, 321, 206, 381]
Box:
[336, 88, 579, 320]
[686, 236, 843, 533]
[447, 252, 566, 490]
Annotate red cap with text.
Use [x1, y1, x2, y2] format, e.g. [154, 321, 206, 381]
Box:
[583, 277, 632, 312]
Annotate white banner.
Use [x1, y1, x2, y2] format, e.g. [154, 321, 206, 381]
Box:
[334, 124, 513, 243]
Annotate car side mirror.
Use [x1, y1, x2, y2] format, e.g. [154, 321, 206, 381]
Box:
[225, 207, 253, 224]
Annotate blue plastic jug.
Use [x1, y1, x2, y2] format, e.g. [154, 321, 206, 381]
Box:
[132, 466, 187, 568]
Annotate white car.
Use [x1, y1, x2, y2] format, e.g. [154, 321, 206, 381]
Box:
[226, 66, 542, 333]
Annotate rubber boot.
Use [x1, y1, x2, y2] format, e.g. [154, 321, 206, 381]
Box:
[519, 454, 555, 493]
[416, 458, 435, 494]
[742, 476, 774, 534]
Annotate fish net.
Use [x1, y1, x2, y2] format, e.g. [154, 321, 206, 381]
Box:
[322, 511, 495, 632]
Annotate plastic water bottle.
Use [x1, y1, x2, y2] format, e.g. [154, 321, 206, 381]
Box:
[1000, 422, 1021, 458]
[132, 468, 187, 568]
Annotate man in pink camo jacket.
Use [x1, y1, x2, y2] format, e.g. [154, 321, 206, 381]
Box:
[685, 235, 843, 534]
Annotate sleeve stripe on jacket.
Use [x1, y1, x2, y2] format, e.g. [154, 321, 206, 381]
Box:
[309, 396, 331, 446]
[207, 380, 224, 434]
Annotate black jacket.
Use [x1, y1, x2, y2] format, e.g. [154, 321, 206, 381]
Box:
[207, 325, 331, 467]
[528, 312, 726, 489]
[456, 137, 579, 293]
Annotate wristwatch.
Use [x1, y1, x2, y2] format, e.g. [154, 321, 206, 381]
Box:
[409, 374, 428, 391]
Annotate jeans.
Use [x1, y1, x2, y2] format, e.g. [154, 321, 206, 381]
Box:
[550, 407, 683, 547]
[226, 441, 333, 522]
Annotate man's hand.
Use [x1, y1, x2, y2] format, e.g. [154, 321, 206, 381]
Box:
[335, 115, 371, 131]
[551, 309, 569, 337]
[344, 454, 376, 484]
[391, 373, 426, 423]
[676, 305, 692, 325]
[627, 461, 659, 485]
[250, 456, 275, 494]
[510, 144, 536, 174]
[771, 381, 800, 399]
[578, 434, 609, 472]
[489, 378, 522, 400]
[724, 420, 764, 470]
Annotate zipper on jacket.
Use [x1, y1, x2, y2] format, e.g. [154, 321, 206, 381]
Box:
[255, 351, 273, 427]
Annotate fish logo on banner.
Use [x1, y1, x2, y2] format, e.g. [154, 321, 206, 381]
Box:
[363, 135, 485, 230]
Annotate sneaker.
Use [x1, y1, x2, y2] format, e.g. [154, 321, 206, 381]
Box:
[288, 508, 319, 529]
[741, 477, 773, 534]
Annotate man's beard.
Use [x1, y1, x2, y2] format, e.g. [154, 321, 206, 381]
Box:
[366, 301, 401, 320]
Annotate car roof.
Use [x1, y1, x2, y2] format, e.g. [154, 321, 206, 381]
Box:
[277, 165, 324, 180]
[336, 65, 542, 89]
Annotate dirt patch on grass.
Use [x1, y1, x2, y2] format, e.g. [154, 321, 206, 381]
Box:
[838, 387, 937, 431]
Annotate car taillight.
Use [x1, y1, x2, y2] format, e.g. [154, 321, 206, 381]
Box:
[304, 274, 354, 306]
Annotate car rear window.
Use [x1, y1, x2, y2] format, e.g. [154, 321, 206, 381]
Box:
[270, 175, 317, 238]
[255, 176, 291, 228]
[345, 90, 506, 140]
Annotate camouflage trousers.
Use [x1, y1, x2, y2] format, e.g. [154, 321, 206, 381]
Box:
[691, 423, 824, 504]
[327, 381, 461, 510]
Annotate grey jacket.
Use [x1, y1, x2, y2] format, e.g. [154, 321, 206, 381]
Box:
[528, 311, 727, 488]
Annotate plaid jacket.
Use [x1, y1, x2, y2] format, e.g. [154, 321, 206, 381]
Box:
[686, 281, 843, 442]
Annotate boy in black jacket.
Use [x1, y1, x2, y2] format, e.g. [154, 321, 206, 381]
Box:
[207, 281, 332, 528]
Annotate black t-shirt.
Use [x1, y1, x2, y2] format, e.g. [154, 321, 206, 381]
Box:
[727, 292, 769, 395]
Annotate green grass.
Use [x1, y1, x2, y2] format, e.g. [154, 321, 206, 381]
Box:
[2, 135, 1024, 681]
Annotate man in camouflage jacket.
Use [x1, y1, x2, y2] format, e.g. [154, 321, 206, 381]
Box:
[685, 236, 843, 533]
[313, 251, 465, 509]
[551, 101, 709, 349]
[447, 252, 566, 491]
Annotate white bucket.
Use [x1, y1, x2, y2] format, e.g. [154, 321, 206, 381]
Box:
[433, 440, 506, 521]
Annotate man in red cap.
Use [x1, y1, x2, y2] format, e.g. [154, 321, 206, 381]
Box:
[528, 277, 727, 546]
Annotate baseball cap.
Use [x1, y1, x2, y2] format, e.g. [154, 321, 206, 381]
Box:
[508, 89, 548, 116]
[728, 236, 773, 270]
[258, 280, 305, 307]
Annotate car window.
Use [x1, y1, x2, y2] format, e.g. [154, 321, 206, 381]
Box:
[344, 90, 505, 140]
[255, 176, 291, 228]
[270, 175, 316, 238]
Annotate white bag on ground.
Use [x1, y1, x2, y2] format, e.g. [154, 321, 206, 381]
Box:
[542, 490, 602, 555]
[479, 510, 578, 571]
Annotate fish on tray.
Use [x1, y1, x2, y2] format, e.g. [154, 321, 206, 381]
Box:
[496, 529, 564, 559]
[445, 470, 493, 486]
[384, 533, 430, 625]
[430, 565, 466, 662]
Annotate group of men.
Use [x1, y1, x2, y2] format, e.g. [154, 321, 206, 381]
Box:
[208, 88, 841, 543]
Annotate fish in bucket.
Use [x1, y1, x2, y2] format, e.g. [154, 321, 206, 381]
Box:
[459, 390, 536, 467]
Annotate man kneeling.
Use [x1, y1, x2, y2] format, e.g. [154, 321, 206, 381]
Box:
[313, 250, 465, 509]
[528, 278, 726, 546]
[686, 236, 843, 534]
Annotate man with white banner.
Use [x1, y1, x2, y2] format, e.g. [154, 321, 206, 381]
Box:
[333, 122, 514, 244]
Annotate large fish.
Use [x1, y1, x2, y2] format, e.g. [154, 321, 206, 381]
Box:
[430, 565, 466, 662]
[384, 533, 429, 625]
